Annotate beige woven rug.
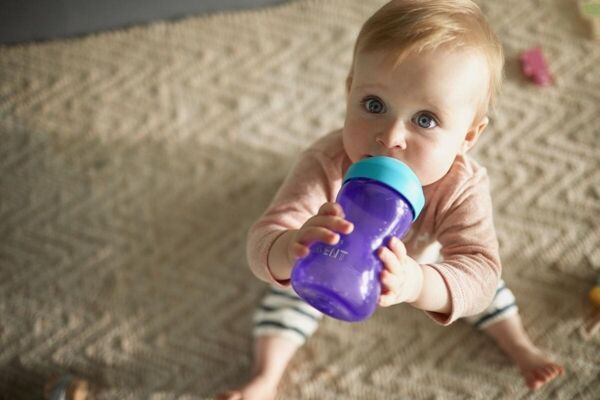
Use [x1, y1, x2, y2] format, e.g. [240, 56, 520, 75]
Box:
[1, 0, 599, 398]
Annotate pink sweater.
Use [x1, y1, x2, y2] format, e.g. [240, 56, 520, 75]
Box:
[247, 129, 501, 325]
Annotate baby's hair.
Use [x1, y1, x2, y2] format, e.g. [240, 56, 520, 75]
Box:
[348, 0, 504, 120]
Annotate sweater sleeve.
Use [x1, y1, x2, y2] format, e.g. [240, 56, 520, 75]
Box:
[424, 169, 502, 325]
[246, 148, 339, 287]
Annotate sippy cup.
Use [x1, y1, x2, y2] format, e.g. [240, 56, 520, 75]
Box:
[291, 156, 425, 322]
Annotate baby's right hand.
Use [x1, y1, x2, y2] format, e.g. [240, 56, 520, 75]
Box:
[289, 202, 354, 261]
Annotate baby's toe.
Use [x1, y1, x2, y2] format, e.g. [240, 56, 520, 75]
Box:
[525, 371, 545, 390]
[552, 363, 565, 376]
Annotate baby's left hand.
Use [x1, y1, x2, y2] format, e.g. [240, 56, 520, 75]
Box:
[378, 236, 410, 307]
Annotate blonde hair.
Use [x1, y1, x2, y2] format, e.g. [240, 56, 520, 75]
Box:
[348, 0, 504, 120]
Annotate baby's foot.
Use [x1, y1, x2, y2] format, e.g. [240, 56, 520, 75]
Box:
[216, 374, 278, 400]
[511, 344, 564, 390]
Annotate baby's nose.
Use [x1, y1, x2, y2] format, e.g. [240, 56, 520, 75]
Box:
[376, 123, 407, 150]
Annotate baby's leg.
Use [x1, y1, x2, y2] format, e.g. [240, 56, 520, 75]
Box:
[217, 286, 322, 400]
[466, 281, 564, 390]
[416, 244, 564, 390]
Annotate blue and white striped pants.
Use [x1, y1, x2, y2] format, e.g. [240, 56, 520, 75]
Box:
[253, 243, 517, 345]
[253, 280, 518, 345]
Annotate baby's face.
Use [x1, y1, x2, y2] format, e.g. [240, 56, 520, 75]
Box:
[343, 47, 490, 185]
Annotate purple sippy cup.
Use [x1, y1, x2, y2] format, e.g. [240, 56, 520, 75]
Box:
[290, 156, 425, 322]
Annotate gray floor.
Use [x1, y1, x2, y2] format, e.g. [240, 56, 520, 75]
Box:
[0, 0, 288, 45]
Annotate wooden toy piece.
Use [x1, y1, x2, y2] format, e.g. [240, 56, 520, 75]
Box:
[589, 284, 600, 307]
[579, 276, 600, 341]
[44, 375, 90, 400]
[519, 47, 554, 86]
[578, 0, 600, 40]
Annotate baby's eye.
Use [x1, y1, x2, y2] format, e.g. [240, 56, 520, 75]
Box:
[412, 112, 438, 129]
[362, 97, 386, 114]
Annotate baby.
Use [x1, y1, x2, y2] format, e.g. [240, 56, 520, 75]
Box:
[219, 1, 563, 398]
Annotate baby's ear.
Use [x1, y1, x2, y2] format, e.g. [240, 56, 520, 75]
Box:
[462, 116, 489, 153]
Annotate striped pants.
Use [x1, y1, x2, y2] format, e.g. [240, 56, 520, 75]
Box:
[253, 280, 518, 345]
[253, 243, 517, 345]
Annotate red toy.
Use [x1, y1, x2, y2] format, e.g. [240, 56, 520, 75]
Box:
[519, 47, 554, 86]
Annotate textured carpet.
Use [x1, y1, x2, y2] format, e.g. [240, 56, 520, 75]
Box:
[1, 0, 599, 399]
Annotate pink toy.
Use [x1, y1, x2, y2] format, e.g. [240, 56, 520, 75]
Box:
[519, 47, 553, 86]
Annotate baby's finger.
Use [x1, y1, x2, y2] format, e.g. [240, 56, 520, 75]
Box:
[378, 246, 402, 278]
[291, 242, 310, 259]
[378, 292, 397, 307]
[318, 202, 345, 217]
[297, 226, 339, 246]
[380, 269, 401, 294]
[380, 239, 406, 280]
[306, 215, 354, 235]
[389, 237, 407, 260]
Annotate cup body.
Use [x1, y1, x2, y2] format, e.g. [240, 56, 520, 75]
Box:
[291, 178, 414, 321]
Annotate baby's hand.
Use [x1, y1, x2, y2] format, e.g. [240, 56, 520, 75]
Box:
[378, 236, 410, 307]
[289, 202, 354, 261]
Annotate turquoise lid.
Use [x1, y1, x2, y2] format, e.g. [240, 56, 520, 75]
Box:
[343, 156, 425, 221]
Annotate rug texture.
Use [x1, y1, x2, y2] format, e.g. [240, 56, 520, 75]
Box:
[1, 0, 599, 399]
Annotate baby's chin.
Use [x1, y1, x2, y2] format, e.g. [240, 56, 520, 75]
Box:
[417, 174, 443, 187]
[415, 167, 453, 186]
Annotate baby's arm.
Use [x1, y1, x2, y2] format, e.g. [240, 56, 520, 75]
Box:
[246, 136, 348, 286]
[379, 166, 501, 322]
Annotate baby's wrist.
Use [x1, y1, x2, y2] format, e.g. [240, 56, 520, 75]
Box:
[268, 230, 297, 281]
[407, 264, 451, 314]
[405, 257, 425, 303]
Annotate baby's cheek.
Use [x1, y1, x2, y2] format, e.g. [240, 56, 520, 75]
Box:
[342, 130, 366, 162]
[412, 147, 457, 185]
